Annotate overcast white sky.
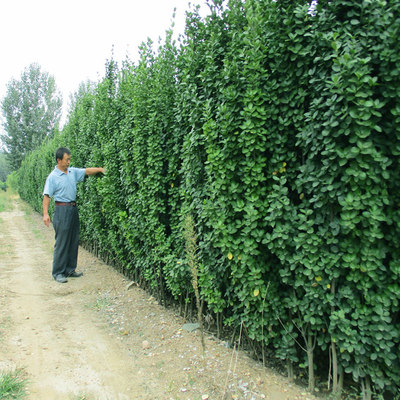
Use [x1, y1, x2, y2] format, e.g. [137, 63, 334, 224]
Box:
[0, 0, 207, 130]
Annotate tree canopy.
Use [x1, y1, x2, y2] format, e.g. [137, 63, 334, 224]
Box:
[1, 63, 62, 170]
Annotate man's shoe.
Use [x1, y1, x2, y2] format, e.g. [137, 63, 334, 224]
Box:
[67, 271, 83, 278]
[54, 274, 68, 283]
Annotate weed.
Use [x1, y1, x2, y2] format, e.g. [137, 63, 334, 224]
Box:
[87, 295, 112, 311]
[73, 394, 92, 400]
[0, 369, 28, 399]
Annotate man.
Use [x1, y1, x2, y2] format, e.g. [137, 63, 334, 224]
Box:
[43, 147, 105, 283]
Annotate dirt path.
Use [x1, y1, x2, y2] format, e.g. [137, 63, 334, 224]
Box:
[0, 196, 319, 400]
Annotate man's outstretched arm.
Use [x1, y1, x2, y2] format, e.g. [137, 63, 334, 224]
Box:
[85, 167, 106, 176]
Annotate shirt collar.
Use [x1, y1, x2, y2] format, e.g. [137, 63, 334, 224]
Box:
[54, 166, 69, 175]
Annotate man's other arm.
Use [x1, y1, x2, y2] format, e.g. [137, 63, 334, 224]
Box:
[43, 194, 51, 227]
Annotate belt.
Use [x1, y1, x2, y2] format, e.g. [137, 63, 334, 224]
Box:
[55, 201, 76, 206]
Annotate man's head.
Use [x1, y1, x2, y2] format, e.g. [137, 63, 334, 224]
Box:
[56, 147, 71, 163]
[56, 147, 71, 172]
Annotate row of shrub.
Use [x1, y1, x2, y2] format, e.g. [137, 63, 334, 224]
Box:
[16, 0, 400, 398]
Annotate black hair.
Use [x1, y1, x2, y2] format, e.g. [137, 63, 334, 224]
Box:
[55, 147, 71, 162]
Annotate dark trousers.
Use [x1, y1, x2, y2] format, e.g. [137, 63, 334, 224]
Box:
[52, 205, 80, 277]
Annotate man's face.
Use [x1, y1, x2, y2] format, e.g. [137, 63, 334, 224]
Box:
[58, 153, 71, 171]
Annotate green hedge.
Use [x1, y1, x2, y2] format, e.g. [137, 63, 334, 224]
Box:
[17, 0, 400, 397]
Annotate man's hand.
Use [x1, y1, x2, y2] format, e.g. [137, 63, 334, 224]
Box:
[43, 214, 51, 227]
[42, 194, 51, 227]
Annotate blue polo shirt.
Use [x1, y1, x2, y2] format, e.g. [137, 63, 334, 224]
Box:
[43, 166, 86, 202]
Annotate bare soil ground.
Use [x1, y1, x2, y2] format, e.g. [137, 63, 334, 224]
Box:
[0, 195, 320, 400]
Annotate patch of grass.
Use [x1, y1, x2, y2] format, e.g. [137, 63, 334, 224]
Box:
[86, 295, 112, 311]
[0, 197, 5, 212]
[0, 190, 13, 212]
[21, 202, 33, 216]
[0, 369, 28, 399]
[72, 394, 93, 400]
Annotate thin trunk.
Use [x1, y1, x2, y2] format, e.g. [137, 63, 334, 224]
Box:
[331, 340, 339, 392]
[361, 377, 372, 400]
[230, 326, 237, 347]
[338, 367, 344, 393]
[331, 279, 340, 395]
[328, 344, 332, 391]
[195, 290, 205, 353]
[287, 360, 294, 382]
[307, 332, 315, 392]
[184, 290, 189, 319]
[287, 309, 295, 383]
[261, 319, 265, 367]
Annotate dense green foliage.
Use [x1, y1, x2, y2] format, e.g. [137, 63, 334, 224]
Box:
[16, 0, 400, 398]
[0, 153, 11, 184]
[1, 63, 62, 170]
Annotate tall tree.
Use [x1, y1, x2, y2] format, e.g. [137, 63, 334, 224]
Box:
[1, 63, 62, 170]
